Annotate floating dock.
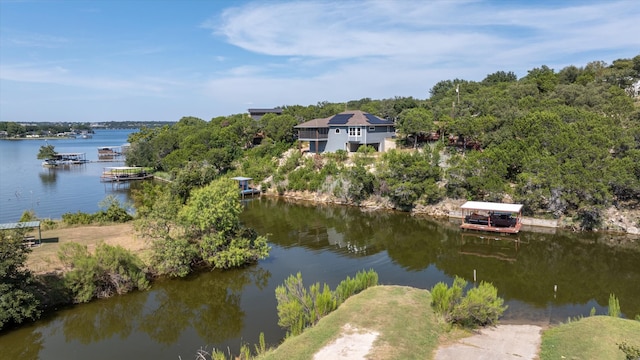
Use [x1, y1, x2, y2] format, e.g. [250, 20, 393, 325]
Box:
[42, 152, 89, 167]
[100, 166, 153, 182]
[459, 201, 523, 234]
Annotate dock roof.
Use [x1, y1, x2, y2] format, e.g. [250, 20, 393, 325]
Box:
[0, 221, 41, 231]
[461, 201, 523, 213]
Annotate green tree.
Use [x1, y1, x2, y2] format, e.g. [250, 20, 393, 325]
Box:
[36, 144, 57, 160]
[524, 65, 558, 93]
[179, 178, 242, 236]
[0, 231, 41, 330]
[397, 107, 434, 148]
[482, 70, 517, 85]
[180, 178, 270, 269]
[259, 113, 298, 143]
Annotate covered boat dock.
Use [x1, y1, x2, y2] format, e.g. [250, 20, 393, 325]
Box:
[100, 166, 153, 182]
[231, 176, 261, 198]
[460, 201, 523, 234]
[0, 221, 41, 246]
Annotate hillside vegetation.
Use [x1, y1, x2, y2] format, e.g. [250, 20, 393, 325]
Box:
[125, 55, 640, 231]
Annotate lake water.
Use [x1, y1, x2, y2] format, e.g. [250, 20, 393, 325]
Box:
[1, 132, 639, 359]
[0, 129, 136, 223]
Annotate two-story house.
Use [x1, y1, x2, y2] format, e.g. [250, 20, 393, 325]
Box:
[294, 110, 396, 153]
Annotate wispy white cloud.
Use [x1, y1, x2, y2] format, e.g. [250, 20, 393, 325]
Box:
[209, 0, 639, 65]
[0, 63, 171, 94]
[198, 0, 640, 109]
[4, 32, 70, 48]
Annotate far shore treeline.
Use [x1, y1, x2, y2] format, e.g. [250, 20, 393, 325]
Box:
[0, 121, 175, 137]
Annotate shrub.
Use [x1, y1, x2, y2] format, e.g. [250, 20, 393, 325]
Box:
[275, 272, 337, 337]
[334, 269, 379, 304]
[430, 277, 466, 316]
[608, 293, 621, 317]
[618, 341, 640, 360]
[19, 210, 37, 222]
[450, 282, 507, 327]
[430, 276, 507, 328]
[346, 165, 375, 204]
[95, 195, 133, 223]
[199, 233, 270, 270]
[58, 242, 149, 303]
[149, 237, 197, 278]
[62, 211, 94, 225]
[275, 270, 378, 337]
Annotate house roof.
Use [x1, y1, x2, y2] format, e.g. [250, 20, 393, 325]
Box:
[248, 108, 283, 114]
[460, 201, 523, 213]
[295, 110, 394, 128]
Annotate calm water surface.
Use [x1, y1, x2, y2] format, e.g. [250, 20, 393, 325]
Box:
[0, 129, 136, 223]
[1, 198, 639, 359]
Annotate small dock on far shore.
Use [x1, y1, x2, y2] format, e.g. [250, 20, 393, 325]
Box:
[232, 176, 261, 198]
[100, 166, 153, 182]
[98, 146, 124, 161]
[42, 152, 89, 167]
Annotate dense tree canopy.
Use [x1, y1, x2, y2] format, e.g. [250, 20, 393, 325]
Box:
[125, 54, 640, 229]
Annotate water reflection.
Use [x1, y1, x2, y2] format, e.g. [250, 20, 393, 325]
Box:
[139, 267, 270, 345]
[61, 292, 148, 344]
[243, 198, 640, 318]
[38, 169, 57, 187]
[3, 329, 44, 359]
[1, 197, 638, 358]
[0, 265, 270, 359]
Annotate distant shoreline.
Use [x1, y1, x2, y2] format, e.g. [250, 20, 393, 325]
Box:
[0, 137, 79, 141]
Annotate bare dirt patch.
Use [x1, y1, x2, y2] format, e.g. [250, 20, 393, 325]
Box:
[434, 324, 542, 360]
[25, 223, 148, 274]
[313, 324, 379, 360]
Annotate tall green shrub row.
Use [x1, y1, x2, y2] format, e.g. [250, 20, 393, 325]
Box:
[275, 269, 378, 336]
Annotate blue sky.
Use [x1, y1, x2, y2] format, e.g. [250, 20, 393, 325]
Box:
[1, 0, 639, 123]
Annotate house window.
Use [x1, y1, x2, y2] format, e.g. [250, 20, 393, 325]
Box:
[369, 127, 375, 132]
[348, 127, 361, 136]
[335, 129, 340, 134]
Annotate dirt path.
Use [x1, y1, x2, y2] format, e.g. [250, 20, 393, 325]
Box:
[434, 324, 542, 360]
[311, 324, 542, 360]
[25, 223, 148, 274]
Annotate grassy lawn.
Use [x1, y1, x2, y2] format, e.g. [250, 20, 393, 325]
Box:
[540, 316, 640, 360]
[259, 285, 466, 360]
[25, 223, 149, 274]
